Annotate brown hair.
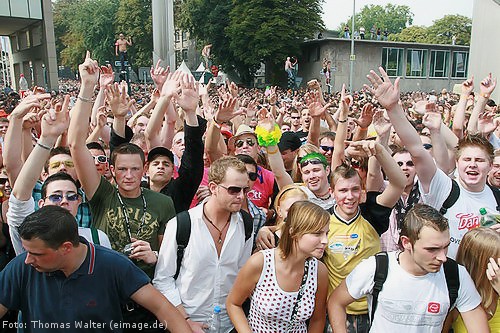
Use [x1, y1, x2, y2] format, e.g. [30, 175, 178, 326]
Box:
[208, 156, 247, 184]
[400, 204, 449, 246]
[331, 164, 361, 189]
[278, 201, 330, 259]
[292, 143, 321, 182]
[456, 134, 494, 164]
[274, 184, 308, 230]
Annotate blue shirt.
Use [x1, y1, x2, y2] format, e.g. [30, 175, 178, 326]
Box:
[0, 238, 150, 332]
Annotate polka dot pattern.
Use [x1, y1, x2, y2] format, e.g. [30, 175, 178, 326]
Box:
[248, 249, 318, 332]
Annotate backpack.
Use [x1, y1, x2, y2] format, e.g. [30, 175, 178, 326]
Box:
[371, 252, 459, 326]
[173, 209, 254, 279]
[440, 179, 500, 215]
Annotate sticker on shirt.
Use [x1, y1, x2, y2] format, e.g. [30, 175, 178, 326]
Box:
[247, 190, 263, 201]
[456, 213, 480, 231]
[328, 234, 360, 260]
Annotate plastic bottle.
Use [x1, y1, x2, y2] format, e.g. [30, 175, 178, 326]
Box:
[479, 208, 499, 228]
[19, 74, 28, 91]
[207, 305, 221, 333]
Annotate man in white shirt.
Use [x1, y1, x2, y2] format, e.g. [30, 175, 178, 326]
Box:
[329, 204, 489, 333]
[153, 156, 253, 333]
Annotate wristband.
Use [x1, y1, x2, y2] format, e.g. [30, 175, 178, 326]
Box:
[480, 92, 490, 99]
[266, 147, 279, 155]
[212, 118, 222, 129]
[338, 119, 347, 123]
[78, 95, 93, 103]
[37, 141, 53, 151]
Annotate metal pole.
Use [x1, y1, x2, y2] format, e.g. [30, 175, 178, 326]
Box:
[349, 0, 355, 92]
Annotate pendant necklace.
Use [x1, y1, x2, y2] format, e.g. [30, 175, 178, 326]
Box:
[203, 206, 231, 244]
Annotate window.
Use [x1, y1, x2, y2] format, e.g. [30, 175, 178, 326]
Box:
[382, 48, 403, 77]
[29, 0, 43, 19]
[308, 46, 320, 62]
[175, 50, 182, 68]
[406, 49, 427, 77]
[452, 51, 468, 78]
[182, 49, 188, 62]
[0, 0, 10, 16]
[10, 0, 29, 17]
[430, 50, 450, 78]
[182, 31, 187, 42]
[175, 30, 180, 43]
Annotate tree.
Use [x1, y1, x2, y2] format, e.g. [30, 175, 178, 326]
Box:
[390, 26, 430, 43]
[426, 15, 471, 45]
[339, 4, 413, 38]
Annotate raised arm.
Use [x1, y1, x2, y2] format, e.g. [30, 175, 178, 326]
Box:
[366, 67, 436, 193]
[468, 73, 497, 135]
[352, 103, 374, 141]
[306, 90, 331, 146]
[422, 106, 455, 174]
[366, 109, 392, 191]
[91, 65, 114, 128]
[67, 51, 101, 199]
[452, 77, 473, 139]
[331, 85, 350, 171]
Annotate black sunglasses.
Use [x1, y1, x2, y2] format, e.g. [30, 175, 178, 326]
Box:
[235, 138, 256, 148]
[300, 158, 326, 168]
[397, 161, 415, 167]
[320, 145, 334, 153]
[218, 184, 250, 195]
[46, 192, 80, 203]
[248, 172, 258, 181]
[0, 178, 7, 185]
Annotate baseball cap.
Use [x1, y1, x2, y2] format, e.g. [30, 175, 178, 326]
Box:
[278, 131, 301, 152]
[147, 146, 174, 164]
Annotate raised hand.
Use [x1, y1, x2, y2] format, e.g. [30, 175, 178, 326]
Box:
[106, 82, 134, 118]
[421, 103, 442, 133]
[160, 71, 182, 98]
[486, 257, 500, 295]
[306, 90, 330, 118]
[256, 107, 277, 132]
[478, 112, 498, 136]
[354, 103, 374, 128]
[79, 51, 99, 86]
[99, 64, 114, 88]
[41, 95, 70, 139]
[347, 140, 381, 158]
[372, 109, 392, 137]
[95, 106, 107, 129]
[150, 59, 170, 91]
[175, 73, 200, 113]
[479, 73, 497, 97]
[22, 110, 41, 130]
[10, 93, 51, 119]
[461, 76, 474, 96]
[365, 67, 400, 111]
[227, 80, 239, 98]
[214, 97, 243, 123]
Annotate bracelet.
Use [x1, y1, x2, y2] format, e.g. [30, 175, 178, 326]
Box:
[78, 95, 93, 103]
[267, 147, 279, 155]
[480, 92, 490, 99]
[212, 118, 222, 129]
[254, 124, 282, 147]
[338, 119, 347, 123]
[37, 141, 53, 151]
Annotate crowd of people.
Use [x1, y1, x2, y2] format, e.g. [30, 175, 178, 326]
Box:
[0, 50, 499, 333]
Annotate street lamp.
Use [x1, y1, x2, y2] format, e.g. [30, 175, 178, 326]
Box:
[349, 0, 356, 92]
[42, 63, 48, 91]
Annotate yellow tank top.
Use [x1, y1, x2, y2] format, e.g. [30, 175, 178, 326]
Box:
[452, 299, 500, 333]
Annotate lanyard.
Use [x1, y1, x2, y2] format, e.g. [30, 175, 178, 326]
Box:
[116, 188, 147, 242]
[286, 259, 310, 332]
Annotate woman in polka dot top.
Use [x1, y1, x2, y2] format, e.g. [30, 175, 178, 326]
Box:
[227, 201, 329, 332]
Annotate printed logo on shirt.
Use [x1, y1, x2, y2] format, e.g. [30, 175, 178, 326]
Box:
[427, 302, 440, 314]
[456, 213, 479, 231]
[247, 190, 262, 200]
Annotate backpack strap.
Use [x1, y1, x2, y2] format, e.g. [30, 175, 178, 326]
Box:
[486, 184, 500, 212]
[90, 227, 100, 246]
[443, 258, 460, 311]
[371, 252, 389, 325]
[174, 211, 191, 280]
[440, 180, 460, 215]
[240, 209, 254, 241]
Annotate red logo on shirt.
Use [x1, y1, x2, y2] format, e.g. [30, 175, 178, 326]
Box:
[427, 302, 440, 313]
[456, 213, 480, 230]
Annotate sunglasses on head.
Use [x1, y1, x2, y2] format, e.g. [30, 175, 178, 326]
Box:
[218, 184, 250, 195]
[49, 160, 74, 169]
[320, 145, 334, 153]
[92, 155, 108, 164]
[423, 143, 433, 150]
[248, 172, 258, 181]
[45, 192, 79, 204]
[235, 138, 256, 148]
[300, 158, 326, 169]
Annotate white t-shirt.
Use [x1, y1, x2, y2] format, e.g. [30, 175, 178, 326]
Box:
[346, 252, 481, 333]
[419, 168, 497, 258]
[300, 185, 335, 212]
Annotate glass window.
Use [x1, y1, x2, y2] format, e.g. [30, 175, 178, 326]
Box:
[175, 50, 182, 68]
[308, 46, 320, 62]
[175, 30, 180, 43]
[0, 0, 10, 16]
[10, 0, 29, 17]
[430, 50, 450, 78]
[182, 31, 187, 42]
[452, 52, 468, 78]
[29, 0, 43, 19]
[382, 48, 403, 77]
[182, 49, 188, 62]
[406, 49, 427, 77]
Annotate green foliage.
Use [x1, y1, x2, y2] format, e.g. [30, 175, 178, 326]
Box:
[426, 15, 471, 45]
[338, 4, 413, 38]
[180, 0, 324, 84]
[389, 26, 430, 43]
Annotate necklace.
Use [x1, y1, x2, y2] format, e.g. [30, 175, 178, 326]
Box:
[116, 188, 147, 241]
[203, 206, 231, 244]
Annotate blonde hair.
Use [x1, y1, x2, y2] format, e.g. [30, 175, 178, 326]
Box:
[278, 201, 330, 259]
[208, 156, 247, 184]
[456, 228, 500, 310]
[292, 143, 321, 182]
[274, 184, 308, 230]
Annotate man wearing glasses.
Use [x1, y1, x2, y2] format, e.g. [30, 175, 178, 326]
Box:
[153, 156, 253, 333]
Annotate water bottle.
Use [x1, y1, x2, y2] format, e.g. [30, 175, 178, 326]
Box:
[479, 208, 500, 228]
[207, 305, 221, 333]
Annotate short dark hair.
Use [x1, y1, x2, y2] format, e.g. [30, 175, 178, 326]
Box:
[110, 143, 145, 166]
[44, 146, 72, 173]
[86, 141, 106, 155]
[19, 205, 79, 249]
[41, 172, 79, 199]
[235, 154, 257, 171]
[400, 204, 449, 246]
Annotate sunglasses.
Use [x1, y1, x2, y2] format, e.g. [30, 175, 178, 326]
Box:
[320, 145, 334, 153]
[235, 138, 256, 148]
[291, 116, 300, 119]
[48, 160, 74, 169]
[397, 161, 415, 167]
[248, 172, 258, 181]
[45, 192, 80, 204]
[423, 143, 433, 150]
[218, 184, 250, 195]
[300, 158, 326, 169]
[92, 155, 108, 164]
[0, 178, 7, 185]
[351, 160, 361, 169]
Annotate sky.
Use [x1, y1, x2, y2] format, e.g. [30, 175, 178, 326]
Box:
[322, 0, 474, 31]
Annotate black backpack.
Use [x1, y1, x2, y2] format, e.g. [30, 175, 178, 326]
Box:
[440, 179, 500, 215]
[371, 252, 459, 326]
[173, 209, 253, 279]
